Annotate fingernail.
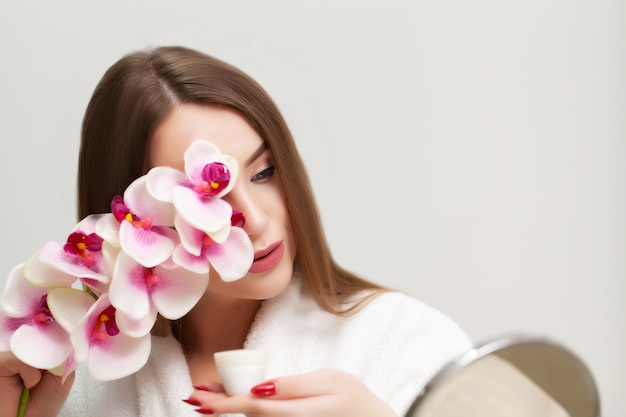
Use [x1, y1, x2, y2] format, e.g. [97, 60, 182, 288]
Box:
[193, 384, 212, 391]
[251, 381, 276, 396]
[28, 370, 44, 391]
[183, 398, 201, 406]
[195, 408, 215, 414]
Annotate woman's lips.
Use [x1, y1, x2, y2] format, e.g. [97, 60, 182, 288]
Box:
[249, 241, 284, 273]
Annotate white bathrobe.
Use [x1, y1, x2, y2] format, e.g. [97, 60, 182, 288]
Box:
[59, 276, 471, 417]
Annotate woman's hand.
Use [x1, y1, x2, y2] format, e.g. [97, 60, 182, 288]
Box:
[185, 369, 397, 417]
[0, 352, 74, 417]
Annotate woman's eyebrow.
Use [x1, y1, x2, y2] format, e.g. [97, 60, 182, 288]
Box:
[245, 142, 268, 166]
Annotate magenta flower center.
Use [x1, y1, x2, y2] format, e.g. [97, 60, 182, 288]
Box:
[64, 231, 104, 267]
[1, 297, 52, 331]
[33, 294, 54, 324]
[111, 195, 130, 222]
[143, 267, 160, 288]
[111, 196, 152, 229]
[202, 234, 215, 247]
[231, 210, 246, 228]
[194, 162, 230, 197]
[91, 305, 119, 341]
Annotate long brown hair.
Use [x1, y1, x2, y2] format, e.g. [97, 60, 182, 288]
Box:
[78, 46, 384, 334]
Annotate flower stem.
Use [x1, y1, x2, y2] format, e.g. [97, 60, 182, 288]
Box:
[17, 387, 29, 417]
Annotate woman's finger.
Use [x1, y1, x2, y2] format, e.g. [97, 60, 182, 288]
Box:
[189, 370, 395, 417]
[0, 352, 74, 417]
[26, 370, 75, 417]
[251, 369, 356, 399]
[0, 351, 43, 390]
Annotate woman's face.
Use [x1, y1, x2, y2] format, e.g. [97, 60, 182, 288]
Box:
[149, 104, 296, 300]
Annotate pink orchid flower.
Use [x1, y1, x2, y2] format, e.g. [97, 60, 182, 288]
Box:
[108, 251, 209, 336]
[63, 293, 151, 381]
[146, 140, 238, 243]
[45, 287, 97, 382]
[96, 175, 177, 268]
[172, 211, 253, 282]
[0, 264, 72, 371]
[23, 214, 112, 291]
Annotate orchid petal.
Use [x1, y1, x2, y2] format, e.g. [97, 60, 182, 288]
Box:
[78, 279, 108, 297]
[72, 295, 151, 380]
[108, 252, 152, 320]
[0, 266, 72, 370]
[208, 222, 231, 244]
[95, 213, 122, 248]
[207, 227, 254, 282]
[145, 166, 188, 203]
[118, 222, 176, 267]
[115, 307, 157, 338]
[60, 351, 77, 383]
[217, 155, 239, 198]
[72, 214, 101, 234]
[124, 176, 175, 227]
[1, 264, 48, 316]
[184, 141, 228, 182]
[0, 309, 13, 350]
[71, 296, 110, 364]
[47, 288, 96, 333]
[173, 186, 233, 235]
[71, 294, 151, 381]
[150, 266, 208, 320]
[174, 215, 205, 256]
[37, 241, 110, 283]
[23, 249, 78, 288]
[48, 362, 67, 377]
[172, 245, 210, 274]
[86, 329, 151, 381]
[10, 322, 71, 369]
[101, 242, 120, 271]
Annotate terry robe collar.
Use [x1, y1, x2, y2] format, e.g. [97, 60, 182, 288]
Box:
[60, 275, 470, 417]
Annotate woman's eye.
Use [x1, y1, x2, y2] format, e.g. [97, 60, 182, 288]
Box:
[252, 165, 276, 182]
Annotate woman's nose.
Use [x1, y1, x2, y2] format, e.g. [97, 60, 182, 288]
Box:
[226, 188, 269, 237]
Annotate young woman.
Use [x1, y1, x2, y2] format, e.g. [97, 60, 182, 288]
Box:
[0, 46, 471, 417]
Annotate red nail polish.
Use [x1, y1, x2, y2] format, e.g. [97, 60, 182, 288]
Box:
[28, 383, 38, 392]
[183, 398, 201, 406]
[195, 408, 215, 414]
[193, 384, 212, 391]
[251, 381, 276, 396]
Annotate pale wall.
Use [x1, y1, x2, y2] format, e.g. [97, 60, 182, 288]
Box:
[1, 1, 624, 415]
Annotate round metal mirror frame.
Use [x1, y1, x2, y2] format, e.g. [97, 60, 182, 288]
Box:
[404, 334, 601, 417]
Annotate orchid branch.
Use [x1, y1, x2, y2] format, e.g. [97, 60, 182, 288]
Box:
[17, 387, 29, 417]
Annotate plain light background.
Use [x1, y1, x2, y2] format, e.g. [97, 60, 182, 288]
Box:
[1, 1, 624, 415]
